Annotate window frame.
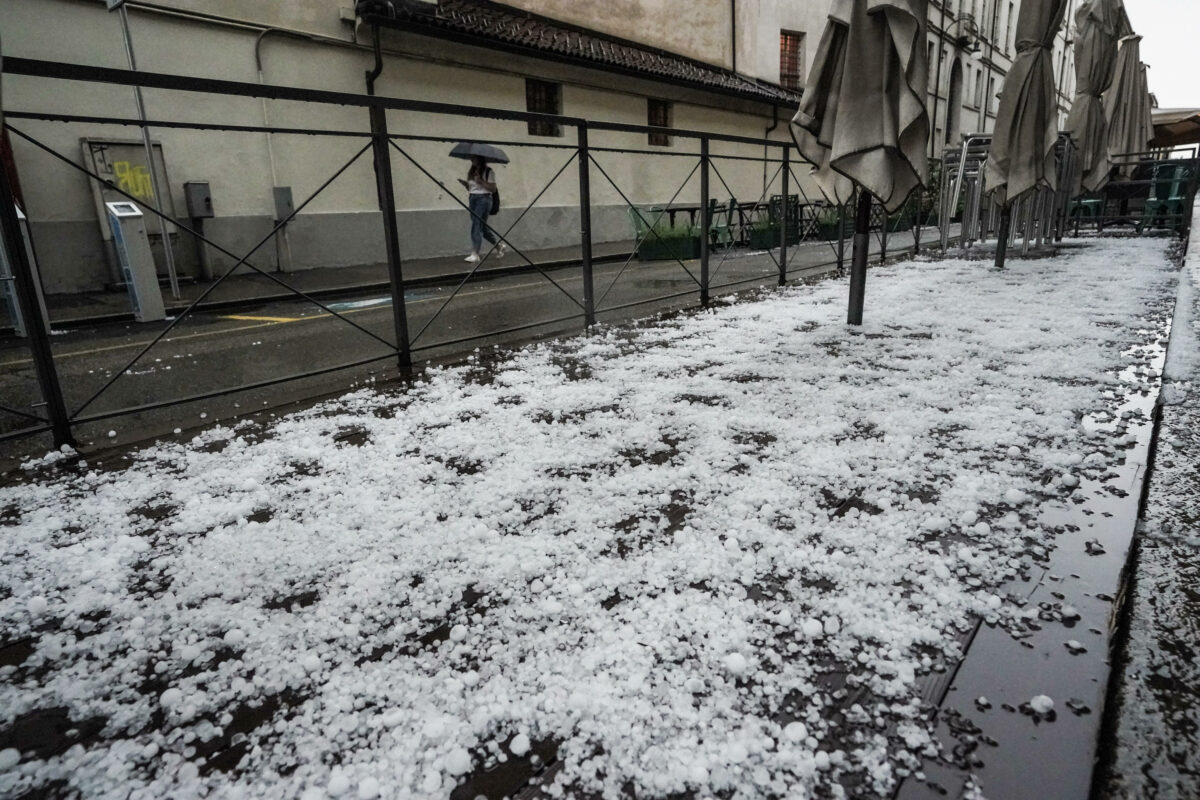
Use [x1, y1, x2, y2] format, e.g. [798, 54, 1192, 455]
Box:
[647, 98, 672, 147]
[779, 30, 806, 91]
[525, 78, 562, 138]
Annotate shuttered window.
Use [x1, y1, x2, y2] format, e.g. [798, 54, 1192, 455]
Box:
[779, 31, 806, 90]
[525, 79, 562, 137]
[648, 99, 671, 147]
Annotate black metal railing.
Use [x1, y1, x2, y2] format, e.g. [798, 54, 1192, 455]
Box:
[1, 56, 941, 450]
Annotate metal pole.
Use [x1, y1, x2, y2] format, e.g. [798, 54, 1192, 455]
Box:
[779, 145, 789, 285]
[913, 192, 923, 254]
[117, 5, 180, 300]
[995, 205, 1011, 268]
[577, 122, 596, 326]
[362, 24, 410, 370]
[880, 204, 889, 263]
[368, 105, 412, 371]
[699, 136, 710, 306]
[837, 204, 846, 274]
[0, 166, 73, 446]
[848, 189, 872, 325]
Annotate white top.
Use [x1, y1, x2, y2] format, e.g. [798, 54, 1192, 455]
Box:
[467, 168, 495, 195]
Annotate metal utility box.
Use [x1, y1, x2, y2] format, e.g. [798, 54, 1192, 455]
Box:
[106, 201, 166, 322]
[273, 186, 295, 223]
[0, 205, 51, 338]
[184, 181, 214, 218]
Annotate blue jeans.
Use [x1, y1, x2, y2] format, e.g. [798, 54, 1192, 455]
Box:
[469, 193, 499, 253]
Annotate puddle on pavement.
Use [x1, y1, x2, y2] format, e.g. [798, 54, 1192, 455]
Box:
[896, 306, 1173, 800]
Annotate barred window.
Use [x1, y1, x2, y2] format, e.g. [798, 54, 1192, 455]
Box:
[648, 98, 671, 147]
[525, 79, 562, 137]
[779, 30, 806, 91]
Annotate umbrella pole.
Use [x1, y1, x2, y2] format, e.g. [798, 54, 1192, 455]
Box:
[994, 206, 1012, 269]
[837, 204, 846, 275]
[848, 190, 872, 325]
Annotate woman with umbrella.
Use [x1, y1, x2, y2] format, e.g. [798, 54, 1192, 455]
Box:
[452, 142, 509, 263]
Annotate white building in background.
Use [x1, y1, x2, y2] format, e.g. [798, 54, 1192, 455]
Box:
[0, 0, 1072, 295]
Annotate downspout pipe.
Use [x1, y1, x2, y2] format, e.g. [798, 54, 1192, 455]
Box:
[254, 28, 304, 272]
[366, 23, 384, 96]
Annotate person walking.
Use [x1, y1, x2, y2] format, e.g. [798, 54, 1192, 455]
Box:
[457, 155, 507, 262]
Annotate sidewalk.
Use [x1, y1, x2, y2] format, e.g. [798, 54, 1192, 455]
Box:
[1097, 204, 1200, 797]
[38, 241, 639, 329]
[32, 225, 943, 330]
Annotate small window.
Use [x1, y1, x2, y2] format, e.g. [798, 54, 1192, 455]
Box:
[779, 30, 806, 91]
[648, 99, 671, 146]
[525, 79, 562, 137]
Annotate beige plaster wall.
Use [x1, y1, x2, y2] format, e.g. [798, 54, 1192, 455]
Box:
[734, 0, 829, 87]
[1, 0, 802, 293]
[502, 0, 733, 67]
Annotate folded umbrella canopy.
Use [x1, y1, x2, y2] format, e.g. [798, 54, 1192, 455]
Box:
[1063, 0, 1128, 195]
[791, 0, 929, 324]
[792, 0, 928, 213]
[1104, 35, 1154, 163]
[985, 0, 1069, 207]
[449, 141, 510, 164]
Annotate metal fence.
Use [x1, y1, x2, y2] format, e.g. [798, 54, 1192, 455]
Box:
[0, 56, 943, 451]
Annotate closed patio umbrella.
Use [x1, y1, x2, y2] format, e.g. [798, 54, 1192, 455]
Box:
[1104, 35, 1154, 165]
[984, 0, 1068, 267]
[791, 0, 929, 324]
[985, 0, 1069, 206]
[1063, 0, 1127, 195]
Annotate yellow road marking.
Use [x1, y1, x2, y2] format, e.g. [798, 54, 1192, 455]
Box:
[222, 314, 304, 323]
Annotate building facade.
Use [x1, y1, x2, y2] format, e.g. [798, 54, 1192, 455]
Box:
[1, 0, 1072, 295]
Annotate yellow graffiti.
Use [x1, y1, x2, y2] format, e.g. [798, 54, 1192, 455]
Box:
[113, 161, 154, 200]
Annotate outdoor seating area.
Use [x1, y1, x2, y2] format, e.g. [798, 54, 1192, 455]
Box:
[1069, 155, 1197, 233]
[627, 194, 877, 261]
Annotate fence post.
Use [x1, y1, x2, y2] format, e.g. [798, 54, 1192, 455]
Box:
[0, 164, 73, 446]
[577, 122, 595, 327]
[368, 104, 412, 371]
[779, 145, 789, 286]
[848, 190, 872, 325]
[880, 203, 889, 263]
[699, 137, 710, 306]
[837, 204, 846, 275]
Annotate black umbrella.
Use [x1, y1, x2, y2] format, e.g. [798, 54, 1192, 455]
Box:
[449, 142, 510, 164]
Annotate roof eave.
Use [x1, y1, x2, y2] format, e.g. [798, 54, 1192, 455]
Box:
[360, 12, 801, 108]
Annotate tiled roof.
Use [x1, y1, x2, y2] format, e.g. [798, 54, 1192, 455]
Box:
[361, 0, 801, 106]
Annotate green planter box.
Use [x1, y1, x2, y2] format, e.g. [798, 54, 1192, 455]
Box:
[817, 221, 851, 241]
[748, 226, 780, 249]
[636, 234, 700, 261]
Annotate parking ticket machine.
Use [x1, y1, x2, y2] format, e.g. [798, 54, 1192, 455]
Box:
[0, 205, 50, 338]
[106, 201, 166, 322]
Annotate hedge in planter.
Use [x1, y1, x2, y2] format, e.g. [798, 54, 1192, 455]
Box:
[748, 224, 780, 250]
[636, 230, 701, 261]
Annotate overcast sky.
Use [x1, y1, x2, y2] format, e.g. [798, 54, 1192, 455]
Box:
[1124, 0, 1197, 108]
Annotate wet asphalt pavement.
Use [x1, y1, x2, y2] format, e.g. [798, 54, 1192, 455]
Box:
[1097, 231, 1200, 799]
